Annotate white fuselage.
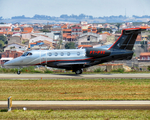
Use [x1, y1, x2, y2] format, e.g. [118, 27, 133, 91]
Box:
[4, 49, 89, 67]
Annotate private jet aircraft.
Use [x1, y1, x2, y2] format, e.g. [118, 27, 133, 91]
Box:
[4, 28, 146, 74]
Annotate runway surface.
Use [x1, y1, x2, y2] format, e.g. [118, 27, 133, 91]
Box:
[0, 101, 150, 110]
[1, 74, 149, 110]
[0, 73, 150, 79]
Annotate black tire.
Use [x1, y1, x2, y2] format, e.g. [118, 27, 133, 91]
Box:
[79, 69, 82, 74]
[75, 69, 82, 74]
[17, 71, 21, 75]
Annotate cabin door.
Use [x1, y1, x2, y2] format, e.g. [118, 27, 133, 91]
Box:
[40, 51, 47, 65]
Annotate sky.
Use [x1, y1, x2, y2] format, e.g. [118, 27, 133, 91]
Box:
[0, 0, 150, 19]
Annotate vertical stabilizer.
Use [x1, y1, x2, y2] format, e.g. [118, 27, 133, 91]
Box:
[109, 28, 146, 50]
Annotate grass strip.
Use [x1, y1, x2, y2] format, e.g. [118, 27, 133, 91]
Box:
[0, 109, 150, 120]
[0, 79, 150, 100]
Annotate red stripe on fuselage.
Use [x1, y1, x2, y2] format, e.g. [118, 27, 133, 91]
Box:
[35, 57, 94, 65]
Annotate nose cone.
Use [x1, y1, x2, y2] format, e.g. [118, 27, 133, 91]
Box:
[4, 57, 22, 66]
[4, 60, 15, 66]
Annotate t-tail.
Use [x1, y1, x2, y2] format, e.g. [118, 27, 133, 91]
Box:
[108, 28, 146, 51]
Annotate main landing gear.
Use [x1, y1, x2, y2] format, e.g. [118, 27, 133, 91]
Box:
[75, 69, 83, 75]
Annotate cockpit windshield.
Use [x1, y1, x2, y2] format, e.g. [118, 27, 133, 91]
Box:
[22, 52, 32, 56]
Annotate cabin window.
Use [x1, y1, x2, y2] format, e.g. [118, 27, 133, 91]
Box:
[55, 52, 58, 56]
[67, 52, 70, 56]
[48, 52, 52, 56]
[22, 52, 32, 56]
[60, 52, 64, 56]
[22, 52, 27, 56]
[27, 53, 32, 56]
[77, 52, 80, 56]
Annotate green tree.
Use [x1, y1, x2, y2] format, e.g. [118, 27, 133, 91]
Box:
[148, 35, 150, 40]
[0, 40, 4, 52]
[0, 35, 7, 44]
[115, 23, 121, 31]
[56, 40, 63, 49]
[0, 35, 7, 52]
[115, 30, 122, 34]
[0, 40, 4, 48]
[0, 22, 5, 24]
[97, 28, 112, 33]
[39, 29, 50, 32]
[65, 42, 75, 49]
[7, 34, 12, 37]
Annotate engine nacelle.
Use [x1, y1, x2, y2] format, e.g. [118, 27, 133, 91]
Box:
[86, 48, 111, 58]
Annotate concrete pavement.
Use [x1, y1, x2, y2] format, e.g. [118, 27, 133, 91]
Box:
[0, 101, 150, 110]
[0, 73, 150, 79]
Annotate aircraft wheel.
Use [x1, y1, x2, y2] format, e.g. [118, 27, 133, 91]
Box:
[17, 71, 21, 75]
[79, 69, 83, 74]
[75, 69, 82, 74]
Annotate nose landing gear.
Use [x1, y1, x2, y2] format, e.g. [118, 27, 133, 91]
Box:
[17, 67, 21, 75]
[17, 70, 21, 75]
